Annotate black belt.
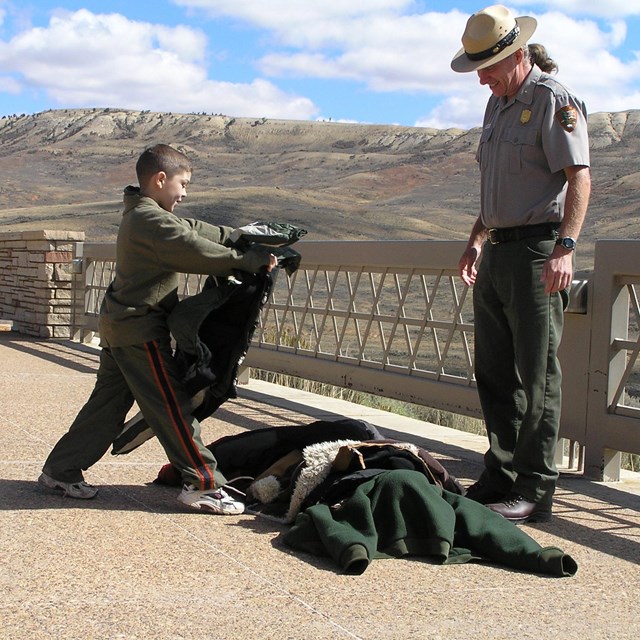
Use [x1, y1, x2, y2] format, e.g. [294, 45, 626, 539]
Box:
[488, 223, 559, 245]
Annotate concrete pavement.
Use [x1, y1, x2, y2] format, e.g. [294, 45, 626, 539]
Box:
[1, 333, 639, 640]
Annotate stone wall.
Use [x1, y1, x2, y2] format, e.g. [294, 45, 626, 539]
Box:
[0, 230, 85, 338]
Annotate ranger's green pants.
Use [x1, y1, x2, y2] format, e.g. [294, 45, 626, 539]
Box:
[473, 237, 567, 507]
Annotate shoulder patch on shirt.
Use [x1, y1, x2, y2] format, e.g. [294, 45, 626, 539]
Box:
[556, 105, 578, 132]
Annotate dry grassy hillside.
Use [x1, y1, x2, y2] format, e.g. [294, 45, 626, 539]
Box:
[1, 108, 639, 269]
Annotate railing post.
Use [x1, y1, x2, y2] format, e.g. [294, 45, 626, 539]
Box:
[558, 272, 592, 451]
[598, 285, 630, 480]
[70, 241, 87, 343]
[583, 240, 640, 481]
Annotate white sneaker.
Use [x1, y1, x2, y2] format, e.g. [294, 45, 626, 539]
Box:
[38, 472, 98, 499]
[178, 484, 245, 515]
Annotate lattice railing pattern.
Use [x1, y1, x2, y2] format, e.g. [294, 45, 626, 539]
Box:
[257, 264, 475, 384]
[83, 257, 476, 384]
[610, 279, 640, 415]
[84, 261, 207, 317]
[84, 259, 115, 317]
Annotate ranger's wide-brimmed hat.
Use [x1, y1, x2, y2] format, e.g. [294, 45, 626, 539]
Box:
[451, 4, 537, 73]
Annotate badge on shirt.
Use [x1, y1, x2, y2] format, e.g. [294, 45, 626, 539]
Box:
[520, 109, 532, 124]
[556, 105, 578, 132]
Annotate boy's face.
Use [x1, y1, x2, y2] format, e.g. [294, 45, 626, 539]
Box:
[155, 169, 191, 212]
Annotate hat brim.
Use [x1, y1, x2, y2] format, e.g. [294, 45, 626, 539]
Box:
[450, 16, 537, 73]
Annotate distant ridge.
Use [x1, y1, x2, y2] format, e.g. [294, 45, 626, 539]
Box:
[1, 108, 639, 268]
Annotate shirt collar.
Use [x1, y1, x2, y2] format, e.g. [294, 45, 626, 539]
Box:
[499, 65, 541, 109]
[517, 65, 541, 106]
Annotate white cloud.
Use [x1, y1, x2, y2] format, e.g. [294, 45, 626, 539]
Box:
[415, 84, 489, 130]
[174, 0, 414, 27]
[533, 12, 640, 114]
[0, 3, 638, 128]
[174, 2, 640, 127]
[0, 73, 21, 95]
[175, 0, 423, 55]
[508, 0, 640, 19]
[258, 9, 470, 95]
[0, 8, 317, 118]
[408, 7, 640, 128]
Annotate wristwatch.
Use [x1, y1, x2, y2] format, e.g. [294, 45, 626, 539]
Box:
[556, 237, 577, 251]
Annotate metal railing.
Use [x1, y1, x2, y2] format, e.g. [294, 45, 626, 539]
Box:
[72, 239, 640, 482]
[250, 241, 482, 418]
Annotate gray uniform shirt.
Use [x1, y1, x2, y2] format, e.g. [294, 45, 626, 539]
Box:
[477, 65, 590, 229]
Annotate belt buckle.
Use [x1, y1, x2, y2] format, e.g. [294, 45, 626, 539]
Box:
[488, 229, 500, 245]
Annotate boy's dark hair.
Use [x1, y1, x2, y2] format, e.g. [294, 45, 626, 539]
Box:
[136, 144, 192, 185]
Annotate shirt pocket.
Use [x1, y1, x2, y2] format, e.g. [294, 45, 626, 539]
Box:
[502, 125, 538, 173]
[477, 124, 494, 169]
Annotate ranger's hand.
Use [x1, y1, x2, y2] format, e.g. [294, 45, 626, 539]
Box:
[459, 245, 481, 286]
[541, 247, 573, 294]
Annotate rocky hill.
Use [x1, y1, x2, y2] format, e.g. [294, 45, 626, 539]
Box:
[1, 107, 639, 268]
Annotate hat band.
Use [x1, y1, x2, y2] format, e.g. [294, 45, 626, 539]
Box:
[466, 24, 520, 62]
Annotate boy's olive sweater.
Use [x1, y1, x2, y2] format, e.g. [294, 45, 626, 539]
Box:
[99, 186, 270, 347]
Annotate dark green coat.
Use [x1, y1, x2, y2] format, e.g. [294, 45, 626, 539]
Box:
[284, 469, 577, 577]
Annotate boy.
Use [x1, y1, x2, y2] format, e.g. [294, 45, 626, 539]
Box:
[39, 143, 277, 514]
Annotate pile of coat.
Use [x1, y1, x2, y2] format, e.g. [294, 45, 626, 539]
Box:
[154, 418, 577, 578]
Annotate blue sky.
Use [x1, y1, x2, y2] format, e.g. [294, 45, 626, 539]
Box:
[0, 0, 638, 129]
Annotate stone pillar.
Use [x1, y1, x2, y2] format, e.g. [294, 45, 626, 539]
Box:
[0, 230, 85, 338]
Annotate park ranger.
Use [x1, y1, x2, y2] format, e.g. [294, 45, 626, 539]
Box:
[453, 5, 591, 523]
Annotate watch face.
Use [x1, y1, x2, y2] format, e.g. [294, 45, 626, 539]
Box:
[561, 237, 576, 250]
